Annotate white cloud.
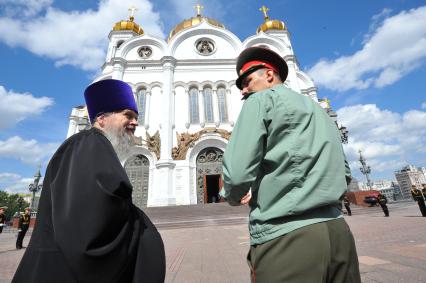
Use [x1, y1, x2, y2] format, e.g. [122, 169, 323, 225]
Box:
[308, 6, 426, 92]
[0, 173, 35, 194]
[0, 0, 164, 71]
[0, 136, 59, 165]
[0, 85, 53, 129]
[421, 102, 426, 109]
[338, 104, 426, 177]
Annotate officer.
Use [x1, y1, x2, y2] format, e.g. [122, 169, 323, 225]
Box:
[0, 206, 7, 234]
[411, 185, 426, 217]
[221, 47, 360, 282]
[377, 193, 389, 217]
[343, 195, 352, 216]
[16, 207, 31, 249]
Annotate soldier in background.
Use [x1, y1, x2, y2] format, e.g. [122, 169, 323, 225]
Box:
[16, 207, 31, 249]
[0, 206, 6, 234]
[411, 185, 426, 217]
[343, 196, 352, 216]
[377, 193, 389, 217]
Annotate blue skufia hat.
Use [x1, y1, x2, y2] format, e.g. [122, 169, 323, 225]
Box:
[84, 79, 138, 122]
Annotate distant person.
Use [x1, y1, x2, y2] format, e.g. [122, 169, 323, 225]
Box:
[377, 193, 389, 217]
[13, 79, 165, 283]
[221, 47, 360, 283]
[343, 195, 352, 216]
[16, 207, 31, 249]
[411, 185, 426, 217]
[0, 206, 6, 234]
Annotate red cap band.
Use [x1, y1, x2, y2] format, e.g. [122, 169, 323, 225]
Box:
[241, 60, 279, 74]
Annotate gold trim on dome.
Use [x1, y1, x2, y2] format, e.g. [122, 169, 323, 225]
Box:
[256, 5, 286, 33]
[112, 7, 144, 35]
[167, 4, 225, 41]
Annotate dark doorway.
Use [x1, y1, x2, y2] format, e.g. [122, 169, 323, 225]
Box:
[205, 174, 221, 203]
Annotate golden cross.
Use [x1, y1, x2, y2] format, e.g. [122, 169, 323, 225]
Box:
[128, 6, 138, 21]
[194, 3, 204, 16]
[259, 5, 269, 20]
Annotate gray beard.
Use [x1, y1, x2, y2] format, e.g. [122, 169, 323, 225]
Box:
[103, 125, 133, 161]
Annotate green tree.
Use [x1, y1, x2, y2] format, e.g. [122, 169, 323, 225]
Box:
[0, 191, 30, 221]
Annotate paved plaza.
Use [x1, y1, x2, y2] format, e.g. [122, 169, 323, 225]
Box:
[1, 201, 425, 282]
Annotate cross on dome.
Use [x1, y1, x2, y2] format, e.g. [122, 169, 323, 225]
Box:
[259, 5, 270, 20]
[194, 3, 204, 16]
[128, 6, 138, 21]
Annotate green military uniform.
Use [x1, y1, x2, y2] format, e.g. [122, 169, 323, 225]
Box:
[411, 187, 426, 217]
[377, 194, 389, 217]
[222, 83, 360, 282]
[343, 196, 352, 216]
[0, 208, 6, 234]
[16, 212, 31, 249]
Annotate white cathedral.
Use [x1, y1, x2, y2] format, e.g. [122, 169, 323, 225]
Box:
[67, 5, 333, 208]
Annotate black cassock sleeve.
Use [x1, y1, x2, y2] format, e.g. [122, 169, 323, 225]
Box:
[49, 130, 142, 282]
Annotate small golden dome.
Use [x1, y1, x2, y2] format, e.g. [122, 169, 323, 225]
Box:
[112, 14, 144, 35]
[257, 19, 286, 33]
[167, 4, 225, 41]
[256, 5, 286, 33]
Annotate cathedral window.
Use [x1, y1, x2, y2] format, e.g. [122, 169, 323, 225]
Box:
[116, 40, 124, 48]
[203, 87, 214, 123]
[217, 87, 228, 122]
[137, 88, 146, 124]
[189, 87, 199, 124]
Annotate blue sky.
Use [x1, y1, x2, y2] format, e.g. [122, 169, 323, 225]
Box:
[0, 0, 425, 193]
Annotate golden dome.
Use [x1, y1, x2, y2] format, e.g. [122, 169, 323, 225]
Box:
[167, 4, 225, 41]
[256, 5, 286, 33]
[257, 19, 286, 33]
[112, 15, 144, 35]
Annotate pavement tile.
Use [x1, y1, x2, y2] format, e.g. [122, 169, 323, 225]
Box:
[1, 201, 426, 283]
[359, 256, 392, 266]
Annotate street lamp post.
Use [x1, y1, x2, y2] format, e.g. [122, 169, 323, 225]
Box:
[28, 166, 43, 210]
[359, 150, 372, 190]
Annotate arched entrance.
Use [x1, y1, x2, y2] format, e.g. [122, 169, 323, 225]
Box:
[196, 147, 224, 204]
[124, 154, 150, 208]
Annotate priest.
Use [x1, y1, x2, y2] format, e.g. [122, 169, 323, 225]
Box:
[13, 79, 165, 283]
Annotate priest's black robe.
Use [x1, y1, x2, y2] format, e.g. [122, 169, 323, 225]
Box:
[13, 128, 165, 283]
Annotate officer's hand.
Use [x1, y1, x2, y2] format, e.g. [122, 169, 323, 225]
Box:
[240, 190, 252, 205]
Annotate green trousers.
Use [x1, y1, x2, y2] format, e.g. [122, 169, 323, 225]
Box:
[247, 218, 360, 283]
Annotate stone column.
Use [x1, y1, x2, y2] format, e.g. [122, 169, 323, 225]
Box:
[226, 89, 234, 126]
[212, 88, 220, 126]
[151, 56, 176, 206]
[184, 88, 190, 128]
[144, 90, 151, 129]
[198, 87, 205, 127]
[111, 59, 125, 80]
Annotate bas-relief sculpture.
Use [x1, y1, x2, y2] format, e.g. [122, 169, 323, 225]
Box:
[133, 130, 161, 160]
[172, 127, 232, 160]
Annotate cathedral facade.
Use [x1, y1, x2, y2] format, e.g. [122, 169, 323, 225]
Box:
[67, 6, 330, 207]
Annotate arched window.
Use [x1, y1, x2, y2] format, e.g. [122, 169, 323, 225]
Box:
[217, 86, 228, 123]
[116, 40, 124, 48]
[189, 87, 199, 123]
[203, 87, 214, 123]
[137, 88, 146, 124]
